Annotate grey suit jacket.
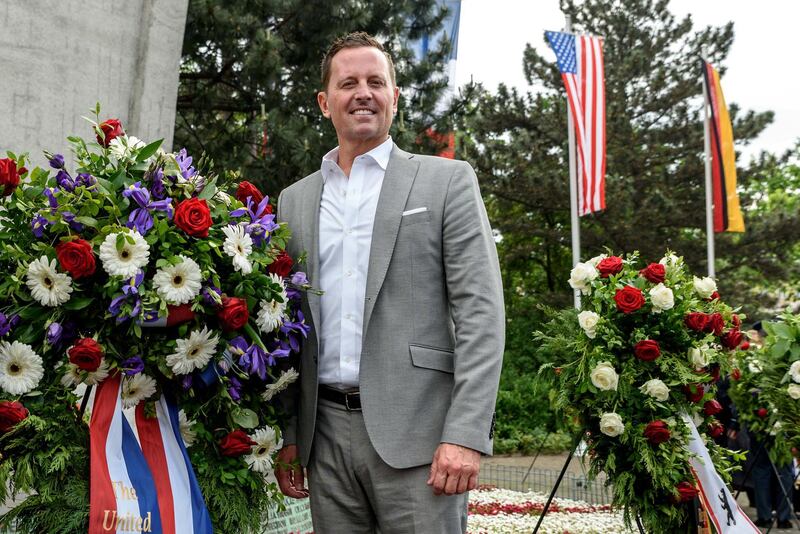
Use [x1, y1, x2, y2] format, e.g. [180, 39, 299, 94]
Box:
[276, 144, 505, 469]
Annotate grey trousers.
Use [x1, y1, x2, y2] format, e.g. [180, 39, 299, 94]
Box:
[308, 398, 468, 534]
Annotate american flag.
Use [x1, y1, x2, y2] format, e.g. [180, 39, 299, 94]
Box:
[546, 30, 606, 216]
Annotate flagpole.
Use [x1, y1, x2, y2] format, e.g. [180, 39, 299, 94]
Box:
[566, 14, 581, 309]
[701, 47, 716, 278]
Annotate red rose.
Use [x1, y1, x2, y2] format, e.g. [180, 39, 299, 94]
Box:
[708, 364, 721, 384]
[96, 118, 124, 147]
[634, 339, 661, 362]
[643, 420, 671, 445]
[731, 314, 741, 328]
[683, 384, 705, 403]
[219, 429, 256, 457]
[707, 313, 725, 336]
[684, 312, 709, 332]
[268, 250, 294, 278]
[675, 481, 699, 503]
[740, 341, 750, 351]
[731, 368, 741, 381]
[55, 239, 96, 279]
[639, 263, 666, 284]
[217, 297, 249, 331]
[68, 338, 104, 372]
[0, 401, 28, 433]
[597, 256, 624, 278]
[236, 181, 264, 205]
[703, 399, 723, 416]
[614, 286, 645, 314]
[174, 198, 213, 237]
[708, 421, 725, 439]
[0, 158, 20, 196]
[707, 291, 721, 301]
[756, 408, 768, 419]
[721, 329, 743, 350]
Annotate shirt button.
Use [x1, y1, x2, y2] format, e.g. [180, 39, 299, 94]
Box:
[345, 313, 353, 320]
[345, 269, 352, 277]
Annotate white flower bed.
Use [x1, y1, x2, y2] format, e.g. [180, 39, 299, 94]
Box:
[468, 487, 634, 534]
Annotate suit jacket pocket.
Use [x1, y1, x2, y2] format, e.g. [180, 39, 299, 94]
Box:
[409, 344, 454, 374]
[400, 209, 431, 227]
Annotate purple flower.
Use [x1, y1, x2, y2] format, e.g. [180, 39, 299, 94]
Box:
[150, 167, 166, 200]
[109, 275, 144, 323]
[175, 148, 196, 179]
[121, 355, 144, 376]
[49, 154, 65, 169]
[31, 215, 49, 238]
[61, 212, 84, 232]
[181, 374, 193, 390]
[240, 344, 269, 380]
[43, 188, 59, 209]
[201, 284, 223, 307]
[229, 196, 279, 247]
[291, 272, 309, 286]
[0, 313, 20, 337]
[228, 375, 243, 402]
[55, 170, 75, 192]
[46, 322, 64, 345]
[122, 181, 173, 235]
[122, 272, 145, 296]
[76, 173, 96, 189]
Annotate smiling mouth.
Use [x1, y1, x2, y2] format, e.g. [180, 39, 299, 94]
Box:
[351, 109, 375, 115]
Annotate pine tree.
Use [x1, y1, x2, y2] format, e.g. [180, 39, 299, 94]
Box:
[176, 0, 456, 198]
[455, 0, 799, 317]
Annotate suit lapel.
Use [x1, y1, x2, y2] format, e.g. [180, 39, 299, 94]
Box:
[302, 171, 324, 346]
[362, 146, 420, 332]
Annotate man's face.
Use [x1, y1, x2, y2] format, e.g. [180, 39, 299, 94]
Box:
[318, 46, 399, 151]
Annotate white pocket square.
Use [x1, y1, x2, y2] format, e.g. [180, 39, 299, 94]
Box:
[402, 207, 428, 216]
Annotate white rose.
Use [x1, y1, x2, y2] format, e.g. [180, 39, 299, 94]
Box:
[649, 283, 674, 313]
[790, 361, 800, 383]
[748, 359, 763, 374]
[599, 412, 624, 437]
[590, 361, 618, 391]
[640, 379, 670, 402]
[788, 384, 800, 400]
[587, 254, 607, 267]
[659, 253, 681, 268]
[568, 262, 599, 295]
[688, 346, 710, 369]
[578, 311, 600, 339]
[693, 276, 717, 299]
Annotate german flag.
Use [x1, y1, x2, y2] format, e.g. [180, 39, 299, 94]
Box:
[702, 61, 745, 232]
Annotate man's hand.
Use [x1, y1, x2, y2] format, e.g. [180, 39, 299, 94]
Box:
[275, 445, 308, 499]
[426, 443, 480, 495]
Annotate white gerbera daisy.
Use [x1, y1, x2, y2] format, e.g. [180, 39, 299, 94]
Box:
[245, 426, 283, 473]
[262, 368, 300, 401]
[166, 326, 219, 375]
[109, 135, 147, 161]
[60, 359, 110, 388]
[153, 255, 203, 305]
[99, 230, 150, 278]
[256, 274, 288, 333]
[221, 224, 253, 275]
[121, 373, 157, 409]
[0, 341, 44, 395]
[178, 409, 197, 447]
[25, 256, 73, 307]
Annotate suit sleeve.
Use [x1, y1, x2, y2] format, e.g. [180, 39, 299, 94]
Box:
[275, 189, 299, 446]
[439, 161, 505, 455]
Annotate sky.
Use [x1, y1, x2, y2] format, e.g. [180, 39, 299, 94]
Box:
[454, 0, 800, 162]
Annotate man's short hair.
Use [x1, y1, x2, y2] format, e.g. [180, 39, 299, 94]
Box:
[320, 31, 396, 90]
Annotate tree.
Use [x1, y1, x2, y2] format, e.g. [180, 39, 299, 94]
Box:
[176, 0, 457, 198]
[455, 0, 798, 320]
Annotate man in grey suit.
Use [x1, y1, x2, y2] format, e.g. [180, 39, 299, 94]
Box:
[274, 31, 504, 533]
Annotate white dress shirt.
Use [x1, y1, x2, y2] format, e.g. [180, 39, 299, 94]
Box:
[317, 137, 393, 388]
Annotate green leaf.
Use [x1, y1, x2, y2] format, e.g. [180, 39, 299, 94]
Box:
[136, 139, 163, 162]
[74, 216, 97, 228]
[116, 233, 126, 252]
[232, 408, 259, 429]
[63, 297, 93, 311]
[198, 183, 217, 201]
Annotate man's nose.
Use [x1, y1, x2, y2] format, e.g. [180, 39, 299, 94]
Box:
[353, 82, 373, 100]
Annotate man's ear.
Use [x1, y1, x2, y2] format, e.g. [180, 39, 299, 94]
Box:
[318, 91, 330, 119]
[392, 86, 400, 114]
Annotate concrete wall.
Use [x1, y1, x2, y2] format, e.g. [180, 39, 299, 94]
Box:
[0, 0, 188, 165]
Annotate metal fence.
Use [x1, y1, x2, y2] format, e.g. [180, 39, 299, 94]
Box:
[478, 463, 613, 505]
